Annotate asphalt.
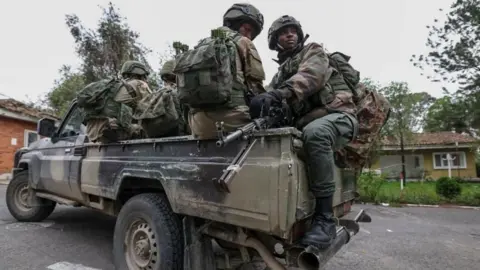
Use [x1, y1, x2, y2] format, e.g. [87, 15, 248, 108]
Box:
[0, 184, 479, 270]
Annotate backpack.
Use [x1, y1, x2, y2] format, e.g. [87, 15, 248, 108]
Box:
[335, 83, 391, 169]
[132, 88, 185, 138]
[173, 28, 241, 109]
[76, 77, 137, 141]
[327, 51, 361, 99]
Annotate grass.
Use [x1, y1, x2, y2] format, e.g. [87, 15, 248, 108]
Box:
[359, 181, 480, 206]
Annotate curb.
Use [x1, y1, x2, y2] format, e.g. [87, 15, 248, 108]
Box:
[360, 202, 480, 210]
[0, 180, 9, 185]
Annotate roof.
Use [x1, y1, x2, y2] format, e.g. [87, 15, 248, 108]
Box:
[381, 131, 479, 147]
[0, 98, 59, 121]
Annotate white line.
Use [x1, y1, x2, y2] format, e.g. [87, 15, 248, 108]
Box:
[386, 229, 393, 232]
[47, 262, 102, 270]
[360, 228, 371, 234]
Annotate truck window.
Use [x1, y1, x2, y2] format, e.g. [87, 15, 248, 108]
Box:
[59, 107, 86, 138]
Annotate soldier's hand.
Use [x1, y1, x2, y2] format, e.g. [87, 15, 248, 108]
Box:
[249, 90, 283, 119]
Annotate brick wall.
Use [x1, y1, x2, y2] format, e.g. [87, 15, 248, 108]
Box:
[0, 117, 37, 173]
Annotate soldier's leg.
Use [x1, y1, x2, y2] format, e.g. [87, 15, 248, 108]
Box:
[300, 112, 357, 249]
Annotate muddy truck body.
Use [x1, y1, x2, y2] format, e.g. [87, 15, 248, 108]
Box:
[6, 101, 371, 270]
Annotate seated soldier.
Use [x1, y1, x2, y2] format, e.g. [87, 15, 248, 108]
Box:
[85, 61, 153, 143]
[249, 15, 359, 250]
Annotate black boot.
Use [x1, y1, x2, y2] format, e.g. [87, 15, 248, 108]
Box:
[300, 196, 337, 249]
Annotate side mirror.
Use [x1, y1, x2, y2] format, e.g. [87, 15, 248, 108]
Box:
[37, 118, 56, 137]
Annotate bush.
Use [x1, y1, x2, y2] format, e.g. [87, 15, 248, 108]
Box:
[357, 171, 386, 203]
[435, 177, 462, 200]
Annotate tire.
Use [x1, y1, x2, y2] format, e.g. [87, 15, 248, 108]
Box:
[113, 193, 183, 270]
[6, 171, 56, 222]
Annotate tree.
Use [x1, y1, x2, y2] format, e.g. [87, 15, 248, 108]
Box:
[410, 0, 480, 130]
[45, 2, 157, 114]
[47, 65, 86, 116]
[380, 81, 436, 182]
[65, 2, 152, 84]
[423, 96, 470, 134]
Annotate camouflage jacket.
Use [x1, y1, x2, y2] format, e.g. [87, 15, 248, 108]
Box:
[219, 26, 266, 96]
[268, 42, 356, 128]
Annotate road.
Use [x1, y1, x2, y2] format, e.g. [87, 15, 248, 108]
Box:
[0, 184, 479, 270]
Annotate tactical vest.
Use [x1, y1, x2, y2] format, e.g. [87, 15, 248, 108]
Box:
[270, 45, 355, 117]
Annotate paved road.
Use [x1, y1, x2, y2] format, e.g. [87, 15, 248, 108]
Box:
[0, 184, 479, 270]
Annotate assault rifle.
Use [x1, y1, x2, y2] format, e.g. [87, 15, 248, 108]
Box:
[214, 105, 292, 192]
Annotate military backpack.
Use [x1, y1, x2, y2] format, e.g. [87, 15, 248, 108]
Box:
[132, 88, 187, 138]
[173, 28, 243, 109]
[76, 77, 137, 142]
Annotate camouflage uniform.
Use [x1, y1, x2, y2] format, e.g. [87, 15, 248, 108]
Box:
[188, 3, 266, 139]
[86, 61, 152, 143]
[249, 15, 359, 250]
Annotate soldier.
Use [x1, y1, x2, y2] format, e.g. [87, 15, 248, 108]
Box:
[248, 15, 359, 250]
[185, 3, 266, 139]
[85, 60, 153, 143]
[160, 59, 177, 90]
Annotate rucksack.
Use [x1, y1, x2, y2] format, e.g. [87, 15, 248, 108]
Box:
[173, 28, 242, 109]
[335, 83, 391, 169]
[132, 88, 185, 138]
[76, 77, 137, 141]
[328, 51, 361, 99]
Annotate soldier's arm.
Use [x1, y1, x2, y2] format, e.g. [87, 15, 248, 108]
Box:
[237, 37, 266, 94]
[276, 43, 332, 102]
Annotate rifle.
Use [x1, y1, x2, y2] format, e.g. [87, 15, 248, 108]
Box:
[214, 105, 292, 192]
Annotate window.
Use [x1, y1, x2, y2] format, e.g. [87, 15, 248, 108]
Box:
[414, 156, 421, 168]
[58, 107, 85, 138]
[24, 130, 39, 147]
[433, 152, 467, 169]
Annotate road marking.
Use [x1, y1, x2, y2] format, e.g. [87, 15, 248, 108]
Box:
[47, 262, 102, 270]
[386, 229, 393, 232]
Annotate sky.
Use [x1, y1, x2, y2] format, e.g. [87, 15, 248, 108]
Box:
[0, 0, 457, 103]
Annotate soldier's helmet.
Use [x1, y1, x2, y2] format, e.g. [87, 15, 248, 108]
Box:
[268, 15, 305, 50]
[223, 3, 264, 40]
[160, 60, 176, 78]
[120, 60, 150, 77]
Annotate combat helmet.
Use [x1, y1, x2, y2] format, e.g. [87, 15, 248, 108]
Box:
[268, 15, 305, 50]
[223, 3, 264, 40]
[120, 60, 150, 77]
[160, 60, 176, 78]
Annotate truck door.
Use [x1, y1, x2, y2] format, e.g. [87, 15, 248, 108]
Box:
[39, 104, 85, 199]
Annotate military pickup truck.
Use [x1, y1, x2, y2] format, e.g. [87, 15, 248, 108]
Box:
[6, 100, 371, 270]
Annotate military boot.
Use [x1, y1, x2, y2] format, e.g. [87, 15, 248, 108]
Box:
[300, 196, 337, 249]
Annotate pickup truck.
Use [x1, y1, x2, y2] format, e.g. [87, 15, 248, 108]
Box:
[6, 100, 371, 270]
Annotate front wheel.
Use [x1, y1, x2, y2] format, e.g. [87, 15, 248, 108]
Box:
[6, 171, 56, 222]
[113, 193, 184, 270]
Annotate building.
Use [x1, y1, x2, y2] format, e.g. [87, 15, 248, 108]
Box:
[370, 132, 479, 180]
[0, 98, 59, 178]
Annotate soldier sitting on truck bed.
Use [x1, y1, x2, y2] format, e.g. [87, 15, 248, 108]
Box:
[172, 3, 267, 139]
[78, 60, 153, 143]
[248, 15, 359, 250]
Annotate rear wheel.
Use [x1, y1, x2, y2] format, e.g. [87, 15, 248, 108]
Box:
[6, 171, 56, 222]
[113, 193, 183, 270]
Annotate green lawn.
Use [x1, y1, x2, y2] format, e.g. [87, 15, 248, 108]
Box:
[360, 181, 480, 206]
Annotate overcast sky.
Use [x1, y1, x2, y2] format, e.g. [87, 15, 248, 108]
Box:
[0, 0, 456, 103]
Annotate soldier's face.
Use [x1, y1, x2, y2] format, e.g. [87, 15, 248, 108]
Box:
[277, 26, 298, 50]
[239, 23, 255, 40]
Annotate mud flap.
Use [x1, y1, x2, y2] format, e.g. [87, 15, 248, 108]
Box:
[289, 208, 371, 270]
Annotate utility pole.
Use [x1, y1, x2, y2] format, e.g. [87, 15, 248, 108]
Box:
[400, 128, 407, 187]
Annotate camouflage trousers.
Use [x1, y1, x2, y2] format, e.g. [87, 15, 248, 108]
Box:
[302, 112, 358, 198]
[188, 106, 251, 140]
[86, 118, 144, 143]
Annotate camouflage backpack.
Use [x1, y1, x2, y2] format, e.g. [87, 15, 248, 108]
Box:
[327, 51, 361, 99]
[335, 83, 391, 169]
[76, 77, 136, 142]
[173, 28, 242, 109]
[132, 88, 186, 138]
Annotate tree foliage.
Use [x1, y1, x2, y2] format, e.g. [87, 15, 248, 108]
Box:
[410, 0, 480, 92]
[379, 81, 436, 141]
[423, 95, 473, 134]
[47, 65, 86, 116]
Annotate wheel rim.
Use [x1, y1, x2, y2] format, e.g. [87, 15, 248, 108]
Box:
[14, 184, 31, 212]
[125, 218, 159, 269]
